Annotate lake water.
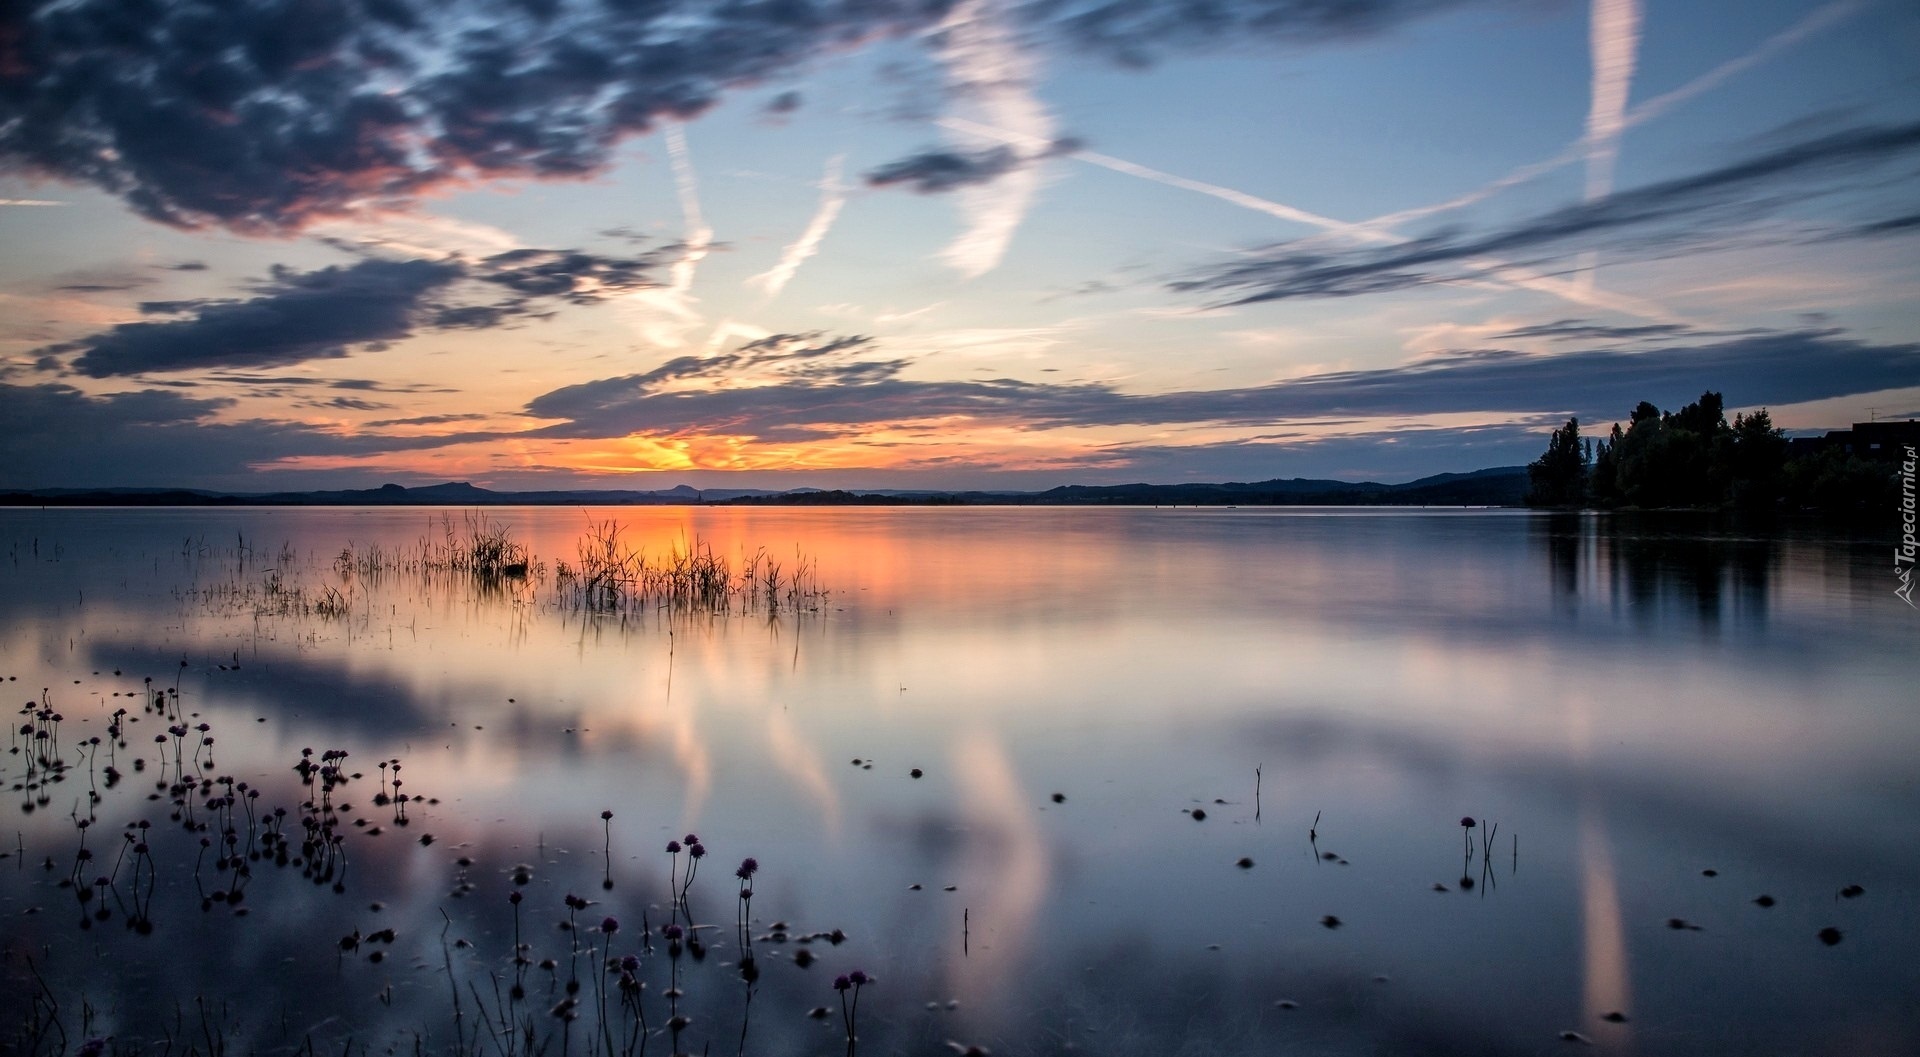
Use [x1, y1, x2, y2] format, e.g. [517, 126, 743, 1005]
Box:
[2, 507, 1915, 1057]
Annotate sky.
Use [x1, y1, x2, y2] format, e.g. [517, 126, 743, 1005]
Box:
[2, 0, 1918, 492]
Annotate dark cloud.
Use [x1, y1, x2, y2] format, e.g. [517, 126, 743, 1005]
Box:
[184, 372, 451, 393]
[46, 246, 662, 377]
[1176, 121, 1920, 305]
[1028, 0, 1471, 65]
[58, 280, 149, 293]
[12, 326, 1917, 490]
[1844, 212, 1920, 238]
[865, 136, 1082, 194]
[1490, 319, 1698, 342]
[160, 260, 209, 271]
[763, 90, 802, 116]
[1, 0, 1469, 231]
[0, 381, 482, 489]
[59, 257, 464, 376]
[306, 395, 392, 411]
[471, 246, 662, 302]
[524, 328, 1920, 441]
[864, 145, 1023, 194]
[364, 411, 494, 427]
[528, 333, 922, 440]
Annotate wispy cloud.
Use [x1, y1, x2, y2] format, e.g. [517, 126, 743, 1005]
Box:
[1359, 0, 1862, 235]
[621, 123, 713, 349]
[316, 212, 524, 260]
[1583, 0, 1641, 205]
[521, 327, 1920, 443]
[749, 154, 846, 299]
[934, 0, 1056, 278]
[942, 115, 1352, 231]
[1578, 0, 1642, 288]
[943, 115, 1686, 321]
[0, 197, 64, 206]
[1175, 121, 1920, 306]
[1489, 319, 1706, 343]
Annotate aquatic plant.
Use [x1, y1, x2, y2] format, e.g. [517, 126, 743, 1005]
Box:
[835, 969, 872, 1056]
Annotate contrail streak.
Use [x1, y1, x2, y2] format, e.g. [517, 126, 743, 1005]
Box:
[946, 116, 1356, 233]
[1577, 0, 1642, 290]
[937, 0, 1053, 278]
[623, 122, 714, 348]
[1584, 0, 1642, 205]
[1360, 0, 1858, 233]
[940, 116, 1688, 322]
[750, 154, 846, 299]
[664, 122, 713, 302]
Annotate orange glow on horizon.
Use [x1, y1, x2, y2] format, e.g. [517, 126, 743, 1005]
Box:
[256, 423, 1141, 479]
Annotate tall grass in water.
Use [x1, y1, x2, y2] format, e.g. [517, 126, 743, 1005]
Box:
[554, 520, 826, 616]
[334, 512, 537, 582]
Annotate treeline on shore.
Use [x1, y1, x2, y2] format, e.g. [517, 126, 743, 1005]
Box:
[1526, 391, 1901, 514]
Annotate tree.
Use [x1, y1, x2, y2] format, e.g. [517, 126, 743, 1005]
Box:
[1728, 408, 1787, 508]
[1589, 423, 1623, 505]
[1526, 418, 1590, 507]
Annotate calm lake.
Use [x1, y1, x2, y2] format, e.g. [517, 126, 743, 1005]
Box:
[2, 506, 1915, 1057]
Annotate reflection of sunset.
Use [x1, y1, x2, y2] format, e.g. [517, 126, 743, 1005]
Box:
[1569, 689, 1633, 1042]
[1580, 802, 1633, 1041]
[2, 507, 1916, 1057]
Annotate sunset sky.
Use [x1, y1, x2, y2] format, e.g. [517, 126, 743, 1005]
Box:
[3, 0, 1918, 491]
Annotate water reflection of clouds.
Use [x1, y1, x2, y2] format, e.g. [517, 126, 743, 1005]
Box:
[6, 508, 1918, 1057]
[945, 728, 1049, 1019]
[1234, 706, 1920, 878]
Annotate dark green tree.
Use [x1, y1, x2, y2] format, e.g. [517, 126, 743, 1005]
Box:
[1782, 446, 1896, 516]
[1526, 418, 1590, 507]
[1727, 408, 1787, 508]
[1590, 422, 1624, 505]
[1611, 391, 1726, 507]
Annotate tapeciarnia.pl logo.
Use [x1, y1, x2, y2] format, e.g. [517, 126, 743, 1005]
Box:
[1898, 444, 1916, 608]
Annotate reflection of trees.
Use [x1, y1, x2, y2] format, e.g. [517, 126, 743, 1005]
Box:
[1531, 514, 1779, 630]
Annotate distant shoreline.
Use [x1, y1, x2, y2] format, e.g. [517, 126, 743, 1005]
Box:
[0, 468, 1531, 509]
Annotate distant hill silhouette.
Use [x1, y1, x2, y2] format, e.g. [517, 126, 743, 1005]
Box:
[1, 467, 1529, 507]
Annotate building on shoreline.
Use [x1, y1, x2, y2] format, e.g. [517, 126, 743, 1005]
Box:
[1787, 420, 1920, 462]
